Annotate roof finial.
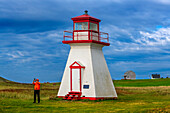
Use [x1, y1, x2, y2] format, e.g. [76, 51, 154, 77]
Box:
[84, 10, 88, 15]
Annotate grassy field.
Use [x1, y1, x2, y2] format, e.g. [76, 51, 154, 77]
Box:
[114, 78, 170, 87]
[0, 78, 170, 113]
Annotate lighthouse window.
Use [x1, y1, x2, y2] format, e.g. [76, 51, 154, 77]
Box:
[90, 22, 98, 31]
[75, 22, 88, 30]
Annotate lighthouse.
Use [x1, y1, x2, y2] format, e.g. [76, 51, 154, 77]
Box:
[57, 11, 117, 100]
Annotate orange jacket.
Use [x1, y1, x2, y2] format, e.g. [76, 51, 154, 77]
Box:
[33, 81, 40, 90]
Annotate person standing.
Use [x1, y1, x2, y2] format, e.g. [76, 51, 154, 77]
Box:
[33, 78, 40, 103]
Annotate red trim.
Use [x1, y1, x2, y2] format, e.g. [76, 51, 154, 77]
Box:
[69, 61, 85, 92]
[70, 61, 81, 67]
[71, 14, 101, 23]
[81, 97, 105, 100]
[70, 68, 72, 91]
[89, 20, 99, 24]
[98, 23, 99, 40]
[73, 30, 98, 32]
[71, 68, 81, 92]
[81, 97, 117, 100]
[80, 68, 81, 91]
[73, 20, 90, 23]
[62, 40, 110, 46]
[73, 22, 75, 40]
[72, 18, 100, 22]
[72, 18, 101, 23]
[88, 22, 90, 40]
[58, 96, 117, 100]
[63, 30, 109, 45]
[98, 23, 99, 32]
[70, 66, 85, 69]
[69, 61, 85, 68]
[58, 96, 64, 98]
[69, 91, 82, 94]
[71, 14, 100, 19]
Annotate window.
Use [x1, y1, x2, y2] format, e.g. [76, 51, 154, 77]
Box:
[90, 22, 98, 31]
[83, 85, 89, 89]
[75, 22, 88, 30]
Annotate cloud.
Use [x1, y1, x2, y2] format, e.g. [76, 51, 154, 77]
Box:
[152, 0, 170, 5]
[101, 25, 132, 39]
[112, 61, 170, 71]
[0, 28, 69, 82]
[103, 26, 170, 56]
[0, 0, 170, 82]
[0, 29, 67, 65]
[7, 51, 25, 59]
[136, 27, 170, 46]
[104, 26, 170, 79]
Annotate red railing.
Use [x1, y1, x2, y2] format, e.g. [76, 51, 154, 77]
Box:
[63, 30, 109, 43]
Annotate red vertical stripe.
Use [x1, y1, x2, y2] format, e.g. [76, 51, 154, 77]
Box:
[88, 22, 90, 40]
[70, 68, 72, 91]
[80, 68, 81, 92]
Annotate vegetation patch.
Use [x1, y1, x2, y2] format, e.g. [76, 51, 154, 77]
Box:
[0, 78, 169, 113]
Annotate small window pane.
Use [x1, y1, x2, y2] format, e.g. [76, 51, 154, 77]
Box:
[83, 85, 89, 89]
[90, 23, 98, 31]
[75, 22, 88, 30]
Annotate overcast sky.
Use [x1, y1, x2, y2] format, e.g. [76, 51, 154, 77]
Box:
[0, 0, 170, 83]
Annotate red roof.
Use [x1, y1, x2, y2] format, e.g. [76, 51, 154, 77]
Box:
[71, 14, 101, 22]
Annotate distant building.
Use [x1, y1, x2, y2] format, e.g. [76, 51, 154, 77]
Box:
[123, 71, 136, 80]
[151, 74, 160, 79]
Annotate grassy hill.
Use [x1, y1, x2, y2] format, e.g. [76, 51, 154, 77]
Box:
[0, 76, 10, 82]
[0, 77, 169, 113]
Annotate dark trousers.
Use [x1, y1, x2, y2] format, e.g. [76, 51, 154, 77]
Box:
[34, 90, 40, 103]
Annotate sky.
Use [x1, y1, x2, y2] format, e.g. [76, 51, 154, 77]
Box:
[0, 0, 170, 83]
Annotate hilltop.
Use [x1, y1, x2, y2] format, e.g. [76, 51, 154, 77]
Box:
[0, 76, 10, 82]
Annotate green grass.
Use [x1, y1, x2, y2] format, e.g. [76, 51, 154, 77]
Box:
[0, 79, 170, 113]
[114, 78, 170, 87]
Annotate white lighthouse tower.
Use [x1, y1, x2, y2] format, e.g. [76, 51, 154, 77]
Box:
[58, 11, 117, 100]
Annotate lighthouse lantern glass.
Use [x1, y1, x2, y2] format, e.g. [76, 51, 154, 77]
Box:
[75, 22, 88, 30]
[90, 22, 98, 31]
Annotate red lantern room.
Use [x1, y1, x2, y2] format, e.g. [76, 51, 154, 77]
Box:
[63, 10, 110, 46]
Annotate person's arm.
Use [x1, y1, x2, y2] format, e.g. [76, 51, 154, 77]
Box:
[32, 80, 36, 85]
